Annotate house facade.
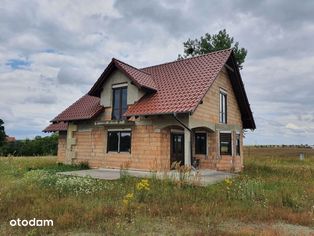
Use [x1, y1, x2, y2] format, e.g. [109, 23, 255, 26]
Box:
[44, 49, 255, 172]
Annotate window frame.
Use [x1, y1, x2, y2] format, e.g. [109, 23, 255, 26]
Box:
[220, 132, 232, 155]
[195, 132, 207, 155]
[219, 90, 227, 124]
[236, 133, 241, 156]
[107, 130, 131, 153]
[112, 86, 128, 120]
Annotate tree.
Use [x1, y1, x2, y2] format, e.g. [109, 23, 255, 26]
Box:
[0, 119, 6, 146]
[178, 29, 247, 69]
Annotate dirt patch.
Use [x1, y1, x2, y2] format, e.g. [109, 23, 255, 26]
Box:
[219, 220, 314, 236]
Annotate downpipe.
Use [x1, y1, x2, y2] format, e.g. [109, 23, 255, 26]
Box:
[173, 113, 197, 170]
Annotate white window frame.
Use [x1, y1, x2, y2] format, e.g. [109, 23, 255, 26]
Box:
[219, 89, 227, 124]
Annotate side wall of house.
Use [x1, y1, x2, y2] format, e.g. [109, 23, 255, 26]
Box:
[191, 67, 244, 171]
[192, 67, 242, 125]
[57, 131, 67, 163]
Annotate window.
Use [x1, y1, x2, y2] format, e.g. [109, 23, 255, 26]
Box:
[236, 133, 240, 156]
[107, 131, 131, 153]
[195, 133, 207, 154]
[219, 91, 227, 123]
[220, 132, 231, 155]
[112, 87, 127, 120]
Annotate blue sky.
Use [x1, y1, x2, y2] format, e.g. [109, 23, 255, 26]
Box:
[6, 59, 31, 69]
[0, 0, 314, 145]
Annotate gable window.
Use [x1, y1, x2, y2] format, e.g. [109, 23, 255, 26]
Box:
[220, 132, 231, 155]
[195, 133, 207, 155]
[236, 133, 240, 156]
[219, 90, 227, 123]
[107, 130, 131, 153]
[112, 86, 127, 120]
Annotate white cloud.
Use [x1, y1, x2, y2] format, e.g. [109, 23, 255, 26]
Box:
[286, 123, 299, 130]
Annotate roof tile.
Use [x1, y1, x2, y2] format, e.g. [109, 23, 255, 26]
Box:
[113, 59, 157, 90]
[52, 95, 103, 122]
[125, 49, 232, 116]
[43, 122, 68, 132]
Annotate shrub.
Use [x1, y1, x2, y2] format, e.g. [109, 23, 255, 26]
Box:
[0, 134, 58, 156]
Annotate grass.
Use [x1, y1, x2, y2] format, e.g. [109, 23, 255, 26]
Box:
[0, 150, 313, 235]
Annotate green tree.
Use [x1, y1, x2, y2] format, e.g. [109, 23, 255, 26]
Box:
[178, 29, 247, 69]
[0, 119, 6, 146]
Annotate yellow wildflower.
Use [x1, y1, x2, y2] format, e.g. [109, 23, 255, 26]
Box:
[123, 192, 134, 205]
[136, 179, 150, 191]
[224, 178, 233, 185]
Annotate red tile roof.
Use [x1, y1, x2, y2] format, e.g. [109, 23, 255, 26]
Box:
[45, 48, 255, 130]
[51, 95, 103, 122]
[124, 49, 232, 116]
[113, 59, 157, 90]
[43, 122, 68, 132]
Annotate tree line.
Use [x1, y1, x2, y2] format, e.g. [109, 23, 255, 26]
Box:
[0, 119, 58, 156]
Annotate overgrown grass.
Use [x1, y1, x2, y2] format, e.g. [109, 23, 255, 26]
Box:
[0, 153, 313, 235]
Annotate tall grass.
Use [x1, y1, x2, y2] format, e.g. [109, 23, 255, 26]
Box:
[0, 153, 313, 235]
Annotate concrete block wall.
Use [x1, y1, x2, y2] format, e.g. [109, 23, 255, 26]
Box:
[71, 124, 170, 171]
[192, 67, 242, 125]
[57, 131, 66, 163]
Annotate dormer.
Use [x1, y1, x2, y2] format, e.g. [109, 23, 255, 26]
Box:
[88, 58, 156, 120]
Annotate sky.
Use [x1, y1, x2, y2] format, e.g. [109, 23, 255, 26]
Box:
[0, 0, 314, 145]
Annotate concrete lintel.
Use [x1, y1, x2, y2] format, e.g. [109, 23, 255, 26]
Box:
[95, 120, 135, 126]
[215, 123, 242, 131]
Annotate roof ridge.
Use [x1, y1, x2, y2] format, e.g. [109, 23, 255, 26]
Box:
[141, 48, 232, 70]
[113, 58, 151, 75]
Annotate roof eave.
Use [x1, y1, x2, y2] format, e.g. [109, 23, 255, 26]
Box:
[228, 51, 256, 130]
[124, 110, 191, 117]
[51, 107, 104, 123]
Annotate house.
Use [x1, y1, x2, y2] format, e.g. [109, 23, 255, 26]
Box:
[44, 49, 255, 172]
[5, 136, 16, 142]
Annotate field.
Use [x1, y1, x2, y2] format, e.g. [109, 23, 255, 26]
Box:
[0, 148, 313, 235]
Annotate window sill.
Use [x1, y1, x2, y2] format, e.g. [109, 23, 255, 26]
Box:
[107, 151, 131, 154]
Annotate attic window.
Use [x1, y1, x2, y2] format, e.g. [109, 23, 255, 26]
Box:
[112, 86, 127, 120]
[219, 90, 227, 124]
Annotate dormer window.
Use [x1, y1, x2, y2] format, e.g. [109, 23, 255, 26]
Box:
[112, 85, 127, 120]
